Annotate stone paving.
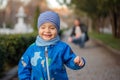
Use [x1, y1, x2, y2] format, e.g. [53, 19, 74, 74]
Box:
[66, 40, 120, 80]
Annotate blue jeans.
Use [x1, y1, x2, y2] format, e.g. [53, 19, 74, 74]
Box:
[72, 34, 85, 48]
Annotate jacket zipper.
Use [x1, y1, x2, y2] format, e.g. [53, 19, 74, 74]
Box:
[45, 47, 50, 80]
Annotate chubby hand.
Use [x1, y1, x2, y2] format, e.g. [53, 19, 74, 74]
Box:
[74, 56, 84, 66]
[68, 37, 72, 42]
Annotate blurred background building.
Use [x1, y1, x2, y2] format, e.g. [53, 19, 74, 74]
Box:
[0, 0, 72, 34]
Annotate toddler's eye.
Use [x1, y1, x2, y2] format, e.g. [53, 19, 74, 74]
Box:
[50, 26, 56, 29]
[41, 26, 45, 29]
[50, 27, 55, 29]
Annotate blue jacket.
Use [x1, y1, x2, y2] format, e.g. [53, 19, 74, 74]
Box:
[18, 41, 85, 80]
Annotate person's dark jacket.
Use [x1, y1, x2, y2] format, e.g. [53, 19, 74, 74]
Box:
[70, 24, 89, 42]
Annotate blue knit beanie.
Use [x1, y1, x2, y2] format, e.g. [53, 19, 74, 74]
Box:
[37, 11, 60, 31]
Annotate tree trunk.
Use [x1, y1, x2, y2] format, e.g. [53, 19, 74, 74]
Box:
[95, 17, 106, 33]
[110, 6, 120, 38]
[117, 6, 120, 38]
[92, 17, 100, 33]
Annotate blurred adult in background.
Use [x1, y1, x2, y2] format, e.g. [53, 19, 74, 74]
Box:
[68, 18, 89, 48]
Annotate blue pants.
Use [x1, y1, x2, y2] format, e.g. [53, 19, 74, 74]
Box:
[72, 34, 86, 48]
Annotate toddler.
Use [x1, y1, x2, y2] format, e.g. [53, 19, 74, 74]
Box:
[18, 11, 85, 80]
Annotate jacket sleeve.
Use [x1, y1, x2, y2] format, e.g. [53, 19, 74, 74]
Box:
[18, 47, 32, 80]
[62, 45, 85, 70]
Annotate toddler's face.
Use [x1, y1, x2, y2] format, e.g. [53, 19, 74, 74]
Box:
[39, 22, 57, 41]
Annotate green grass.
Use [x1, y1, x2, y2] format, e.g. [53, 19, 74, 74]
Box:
[89, 32, 120, 51]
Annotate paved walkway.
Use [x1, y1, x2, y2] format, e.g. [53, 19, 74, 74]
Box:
[64, 29, 120, 80]
[3, 30, 120, 80]
[66, 40, 120, 80]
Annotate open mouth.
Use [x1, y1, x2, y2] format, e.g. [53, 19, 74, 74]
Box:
[43, 34, 52, 38]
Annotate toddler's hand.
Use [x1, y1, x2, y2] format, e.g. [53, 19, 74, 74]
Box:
[74, 56, 84, 66]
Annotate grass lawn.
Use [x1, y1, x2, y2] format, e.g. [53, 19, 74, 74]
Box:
[89, 32, 120, 51]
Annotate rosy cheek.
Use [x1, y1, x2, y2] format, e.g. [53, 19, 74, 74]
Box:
[38, 31, 42, 36]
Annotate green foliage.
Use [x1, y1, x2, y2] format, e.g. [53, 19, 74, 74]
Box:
[0, 32, 37, 75]
[90, 32, 120, 50]
[33, 6, 40, 31]
[71, 0, 108, 18]
[62, 0, 116, 19]
[60, 0, 120, 20]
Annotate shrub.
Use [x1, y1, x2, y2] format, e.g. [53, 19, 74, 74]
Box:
[0, 32, 37, 75]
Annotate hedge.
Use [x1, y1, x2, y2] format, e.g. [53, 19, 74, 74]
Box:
[0, 32, 37, 76]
